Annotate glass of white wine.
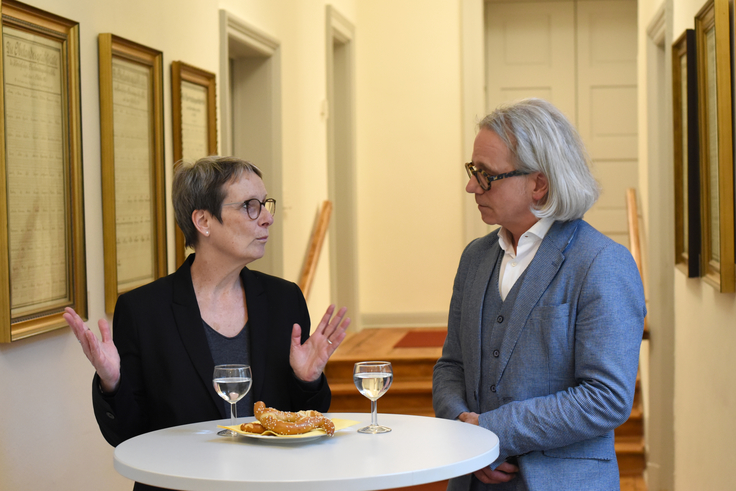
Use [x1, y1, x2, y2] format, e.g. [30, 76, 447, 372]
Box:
[353, 361, 393, 434]
[213, 364, 252, 436]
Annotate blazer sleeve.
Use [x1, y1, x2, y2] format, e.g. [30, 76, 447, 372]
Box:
[92, 292, 150, 447]
[478, 241, 645, 462]
[433, 239, 480, 420]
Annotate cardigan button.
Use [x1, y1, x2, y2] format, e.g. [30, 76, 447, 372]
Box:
[490, 385, 496, 393]
[496, 315, 504, 323]
[106, 412, 115, 420]
[493, 350, 500, 357]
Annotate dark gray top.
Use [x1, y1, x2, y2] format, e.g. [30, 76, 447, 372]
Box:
[203, 320, 254, 417]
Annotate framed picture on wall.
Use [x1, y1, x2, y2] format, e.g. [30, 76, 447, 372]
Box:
[99, 34, 167, 313]
[171, 61, 217, 267]
[672, 29, 701, 278]
[0, 0, 87, 342]
[695, 0, 735, 293]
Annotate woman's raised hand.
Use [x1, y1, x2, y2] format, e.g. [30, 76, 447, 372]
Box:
[63, 307, 121, 393]
[289, 304, 350, 383]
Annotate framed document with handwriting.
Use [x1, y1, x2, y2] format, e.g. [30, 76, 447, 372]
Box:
[171, 61, 217, 267]
[0, 1, 86, 342]
[695, 0, 735, 293]
[672, 30, 701, 278]
[99, 34, 167, 313]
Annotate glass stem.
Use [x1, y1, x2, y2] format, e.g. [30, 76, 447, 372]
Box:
[371, 399, 378, 427]
[230, 402, 238, 426]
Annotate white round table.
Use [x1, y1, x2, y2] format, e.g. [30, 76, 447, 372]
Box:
[114, 413, 500, 491]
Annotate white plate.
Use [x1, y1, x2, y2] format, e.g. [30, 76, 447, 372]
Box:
[218, 418, 359, 442]
[238, 432, 326, 443]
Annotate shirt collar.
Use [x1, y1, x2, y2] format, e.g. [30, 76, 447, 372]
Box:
[497, 217, 555, 256]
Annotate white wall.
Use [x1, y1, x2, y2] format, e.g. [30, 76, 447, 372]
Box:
[356, 0, 464, 328]
[12, 1, 735, 491]
[0, 1, 470, 489]
[639, 0, 736, 490]
[0, 0, 357, 489]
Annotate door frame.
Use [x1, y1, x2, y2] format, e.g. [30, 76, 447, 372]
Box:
[219, 10, 283, 277]
[325, 5, 359, 329]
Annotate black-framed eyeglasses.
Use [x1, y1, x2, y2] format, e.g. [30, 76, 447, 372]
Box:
[222, 198, 276, 220]
[465, 162, 529, 191]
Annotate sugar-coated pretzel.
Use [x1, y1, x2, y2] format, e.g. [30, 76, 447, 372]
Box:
[259, 414, 336, 436]
[253, 401, 324, 422]
[240, 422, 266, 434]
[253, 401, 335, 436]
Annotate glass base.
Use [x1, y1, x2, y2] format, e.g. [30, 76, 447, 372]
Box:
[217, 428, 238, 436]
[357, 424, 392, 434]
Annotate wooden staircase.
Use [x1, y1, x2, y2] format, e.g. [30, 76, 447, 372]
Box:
[616, 374, 646, 476]
[325, 327, 440, 417]
[326, 327, 646, 490]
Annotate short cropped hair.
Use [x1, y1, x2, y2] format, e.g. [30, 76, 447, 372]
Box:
[173, 156, 262, 248]
[479, 98, 599, 221]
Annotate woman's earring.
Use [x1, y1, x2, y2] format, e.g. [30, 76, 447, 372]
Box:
[205, 231, 210, 236]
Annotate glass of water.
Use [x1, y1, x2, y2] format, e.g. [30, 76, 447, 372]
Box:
[353, 361, 393, 434]
[213, 364, 252, 436]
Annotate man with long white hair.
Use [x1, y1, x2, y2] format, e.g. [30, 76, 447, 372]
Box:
[433, 98, 645, 491]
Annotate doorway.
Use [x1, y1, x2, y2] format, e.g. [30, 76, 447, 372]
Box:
[219, 10, 283, 277]
[325, 6, 359, 329]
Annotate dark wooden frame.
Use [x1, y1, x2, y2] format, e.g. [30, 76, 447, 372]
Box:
[0, 0, 86, 342]
[672, 29, 701, 278]
[171, 61, 217, 267]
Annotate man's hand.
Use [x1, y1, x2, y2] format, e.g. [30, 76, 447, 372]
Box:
[473, 461, 519, 484]
[457, 412, 519, 483]
[458, 411, 480, 425]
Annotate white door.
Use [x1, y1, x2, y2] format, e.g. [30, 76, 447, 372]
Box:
[485, 0, 637, 247]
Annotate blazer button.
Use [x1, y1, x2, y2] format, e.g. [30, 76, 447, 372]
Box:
[496, 315, 504, 323]
[493, 349, 500, 357]
[490, 385, 496, 393]
[106, 412, 115, 420]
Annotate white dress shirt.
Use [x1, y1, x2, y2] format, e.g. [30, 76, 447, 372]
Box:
[497, 217, 555, 300]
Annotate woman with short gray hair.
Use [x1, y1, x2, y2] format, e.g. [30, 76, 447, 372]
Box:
[65, 155, 350, 491]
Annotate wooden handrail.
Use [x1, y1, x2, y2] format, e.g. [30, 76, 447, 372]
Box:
[626, 188, 649, 339]
[298, 200, 333, 300]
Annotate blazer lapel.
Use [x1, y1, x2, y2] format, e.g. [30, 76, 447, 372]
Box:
[171, 255, 225, 416]
[494, 220, 580, 384]
[464, 233, 501, 402]
[241, 267, 268, 403]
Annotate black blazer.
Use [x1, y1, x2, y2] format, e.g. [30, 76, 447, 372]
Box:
[92, 254, 331, 451]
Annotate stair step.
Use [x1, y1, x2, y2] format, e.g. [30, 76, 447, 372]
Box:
[615, 436, 645, 475]
[330, 380, 435, 416]
[326, 358, 438, 383]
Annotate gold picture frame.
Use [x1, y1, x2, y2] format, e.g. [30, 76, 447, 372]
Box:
[695, 0, 735, 292]
[672, 30, 701, 278]
[171, 61, 217, 267]
[0, 1, 86, 342]
[99, 34, 167, 313]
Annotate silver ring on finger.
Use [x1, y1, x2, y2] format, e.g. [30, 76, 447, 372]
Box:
[327, 338, 333, 345]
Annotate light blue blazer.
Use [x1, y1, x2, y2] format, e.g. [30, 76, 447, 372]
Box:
[433, 219, 645, 491]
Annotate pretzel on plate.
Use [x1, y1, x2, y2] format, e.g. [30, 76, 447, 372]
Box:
[240, 422, 266, 434]
[252, 401, 335, 436]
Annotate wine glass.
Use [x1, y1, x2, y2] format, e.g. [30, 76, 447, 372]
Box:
[353, 361, 393, 434]
[213, 364, 252, 436]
